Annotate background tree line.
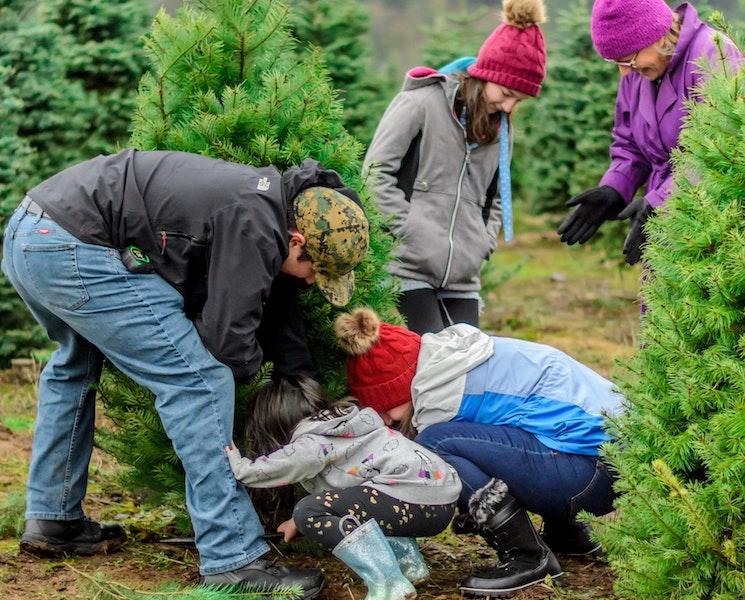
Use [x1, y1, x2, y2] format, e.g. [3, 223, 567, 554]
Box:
[4, 0, 740, 367]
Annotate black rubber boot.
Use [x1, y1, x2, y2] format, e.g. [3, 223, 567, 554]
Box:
[20, 517, 127, 557]
[459, 479, 563, 598]
[201, 558, 324, 600]
[542, 518, 603, 558]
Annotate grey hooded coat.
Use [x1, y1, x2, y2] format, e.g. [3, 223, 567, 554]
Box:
[364, 67, 504, 292]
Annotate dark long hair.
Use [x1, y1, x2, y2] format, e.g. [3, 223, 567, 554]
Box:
[241, 377, 327, 529]
[245, 377, 326, 459]
[455, 73, 502, 146]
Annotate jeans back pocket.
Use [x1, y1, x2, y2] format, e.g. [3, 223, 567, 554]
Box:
[23, 243, 90, 311]
[569, 460, 617, 517]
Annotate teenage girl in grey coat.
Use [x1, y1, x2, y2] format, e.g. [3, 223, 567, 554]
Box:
[364, 0, 548, 334]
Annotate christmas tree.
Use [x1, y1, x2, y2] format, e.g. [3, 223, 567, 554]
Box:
[0, 66, 34, 223]
[288, 0, 392, 146]
[510, 0, 628, 260]
[98, 0, 398, 518]
[0, 0, 88, 179]
[0, 0, 86, 365]
[41, 0, 151, 156]
[594, 35, 745, 598]
[0, 0, 152, 365]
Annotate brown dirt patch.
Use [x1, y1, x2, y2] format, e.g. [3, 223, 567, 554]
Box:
[0, 537, 616, 600]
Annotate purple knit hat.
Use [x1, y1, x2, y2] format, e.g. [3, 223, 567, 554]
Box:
[591, 0, 675, 60]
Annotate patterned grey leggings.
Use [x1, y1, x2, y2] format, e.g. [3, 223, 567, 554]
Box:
[293, 486, 456, 551]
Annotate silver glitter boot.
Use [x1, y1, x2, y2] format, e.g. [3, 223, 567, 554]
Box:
[333, 519, 417, 600]
[388, 537, 429, 584]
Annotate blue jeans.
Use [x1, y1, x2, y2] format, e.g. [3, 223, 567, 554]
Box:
[416, 422, 616, 523]
[2, 206, 268, 574]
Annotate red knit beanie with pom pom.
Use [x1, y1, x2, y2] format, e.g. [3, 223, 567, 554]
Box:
[334, 308, 421, 413]
[467, 0, 548, 97]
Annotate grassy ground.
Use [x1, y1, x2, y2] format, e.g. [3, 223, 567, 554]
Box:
[0, 216, 640, 599]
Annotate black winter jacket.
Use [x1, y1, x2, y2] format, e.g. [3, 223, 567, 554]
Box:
[28, 149, 354, 381]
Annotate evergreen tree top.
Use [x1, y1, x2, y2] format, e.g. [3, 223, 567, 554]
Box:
[130, 0, 399, 396]
[132, 0, 363, 180]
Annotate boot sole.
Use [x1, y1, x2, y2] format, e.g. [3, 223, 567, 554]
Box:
[460, 571, 564, 598]
[20, 535, 125, 558]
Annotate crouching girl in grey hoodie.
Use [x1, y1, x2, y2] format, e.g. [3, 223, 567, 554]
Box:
[226, 377, 461, 600]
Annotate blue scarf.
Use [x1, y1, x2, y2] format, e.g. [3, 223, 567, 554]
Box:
[458, 108, 513, 243]
[441, 58, 513, 242]
[499, 111, 513, 242]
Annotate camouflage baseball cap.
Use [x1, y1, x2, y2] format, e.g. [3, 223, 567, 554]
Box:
[293, 186, 369, 307]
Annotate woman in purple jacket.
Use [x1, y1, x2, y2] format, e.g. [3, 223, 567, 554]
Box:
[557, 0, 741, 265]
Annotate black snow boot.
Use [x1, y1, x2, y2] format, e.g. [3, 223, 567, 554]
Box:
[459, 479, 563, 598]
[542, 518, 603, 558]
[451, 509, 480, 536]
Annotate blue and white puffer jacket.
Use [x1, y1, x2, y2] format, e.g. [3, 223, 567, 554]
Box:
[411, 324, 626, 456]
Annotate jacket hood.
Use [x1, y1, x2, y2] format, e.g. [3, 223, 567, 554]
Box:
[411, 324, 494, 429]
[402, 66, 460, 106]
[292, 405, 383, 439]
[668, 3, 705, 72]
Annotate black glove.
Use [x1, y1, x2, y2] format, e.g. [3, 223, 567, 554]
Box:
[557, 186, 626, 245]
[618, 197, 653, 265]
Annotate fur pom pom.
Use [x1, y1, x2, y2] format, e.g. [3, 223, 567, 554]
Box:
[334, 308, 381, 355]
[502, 0, 546, 29]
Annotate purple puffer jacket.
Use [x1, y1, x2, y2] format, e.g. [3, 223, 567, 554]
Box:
[600, 3, 742, 209]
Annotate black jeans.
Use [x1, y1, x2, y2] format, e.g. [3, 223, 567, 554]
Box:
[293, 486, 456, 551]
[398, 289, 479, 335]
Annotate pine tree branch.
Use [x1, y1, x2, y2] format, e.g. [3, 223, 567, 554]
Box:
[158, 27, 216, 121]
[297, 95, 309, 128]
[652, 460, 735, 564]
[715, 34, 729, 80]
[238, 33, 246, 82]
[622, 563, 671, 586]
[65, 560, 302, 598]
[628, 478, 688, 548]
[245, 6, 289, 55]
[243, 0, 262, 18]
[276, 67, 312, 106]
[63, 563, 129, 600]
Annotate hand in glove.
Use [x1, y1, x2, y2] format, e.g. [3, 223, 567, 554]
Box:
[557, 186, 626, 245]
[618, 197, 653, 265]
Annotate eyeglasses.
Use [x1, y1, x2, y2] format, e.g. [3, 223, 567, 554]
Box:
[604, 51, 639, 69]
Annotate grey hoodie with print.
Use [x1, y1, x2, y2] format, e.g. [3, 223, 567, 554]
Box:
[227, 405, 461, 505]
[364, 67, 504, 292]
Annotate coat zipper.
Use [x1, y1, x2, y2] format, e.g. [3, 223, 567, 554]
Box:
[159, 230, 207, 255]
[440, 107, 470, 288]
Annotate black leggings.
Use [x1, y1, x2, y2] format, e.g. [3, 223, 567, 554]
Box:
[398, 289, 479, 335]
[293, 486, 456, 551]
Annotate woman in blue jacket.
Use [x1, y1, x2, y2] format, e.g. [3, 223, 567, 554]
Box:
[335, 307, 622, 598]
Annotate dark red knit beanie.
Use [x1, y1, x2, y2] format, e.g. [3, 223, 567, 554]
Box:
[467, 0, 548, 97]
[334, 308, 421, 413]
